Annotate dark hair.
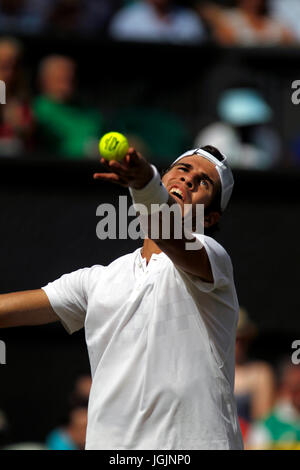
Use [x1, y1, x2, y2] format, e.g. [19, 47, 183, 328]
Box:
[200, 145, 222, 213]
[161, 145, 223, 236]
[200, 146, 223, 236]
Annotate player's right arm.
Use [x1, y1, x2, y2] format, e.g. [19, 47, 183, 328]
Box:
[0, 289, 59, 328]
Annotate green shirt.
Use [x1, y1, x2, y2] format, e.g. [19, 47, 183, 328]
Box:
[249, 402, 300, 450]
[34, 96, 104, 159]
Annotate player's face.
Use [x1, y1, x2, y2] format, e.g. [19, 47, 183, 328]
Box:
[162, 154, 221, 211]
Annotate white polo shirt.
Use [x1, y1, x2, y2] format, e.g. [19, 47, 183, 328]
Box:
[42, 235, 244, 450]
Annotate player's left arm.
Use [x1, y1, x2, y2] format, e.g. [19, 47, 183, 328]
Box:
[93, 149, 213, 283]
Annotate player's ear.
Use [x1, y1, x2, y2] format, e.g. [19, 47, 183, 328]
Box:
[204, 211, 221, 229]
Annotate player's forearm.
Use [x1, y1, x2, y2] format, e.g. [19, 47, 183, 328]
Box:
[152, 210, 213, 282]
[0, 289, 59, 328]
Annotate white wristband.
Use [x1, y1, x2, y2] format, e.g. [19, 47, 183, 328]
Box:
[129, 164, 169, 214]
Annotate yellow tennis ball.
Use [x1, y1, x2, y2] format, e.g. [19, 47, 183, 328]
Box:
[99, 132, 129, 161]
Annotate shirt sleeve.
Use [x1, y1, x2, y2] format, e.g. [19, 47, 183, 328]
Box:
[41, 268, 91, 334]
[176, 235, 233, 293]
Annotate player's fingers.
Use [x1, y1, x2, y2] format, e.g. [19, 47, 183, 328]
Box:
[99, 158, 128, 177]
[93, 172, 123, 181]
[99, 157, 111, 169]
[121, 148, 140, 169]
[126, 148, 141, 167]
[93, 172, 129, 186]
[107, 159, 136, 176]
[100, 152, 141, 173]
[108, 160, 127, 171]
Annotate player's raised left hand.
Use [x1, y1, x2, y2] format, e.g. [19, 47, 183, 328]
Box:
[93, 148, 153, 189]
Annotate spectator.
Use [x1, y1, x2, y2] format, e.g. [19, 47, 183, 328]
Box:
[33, 55, 104, 159]
[197, 0, 295, 45]
[0, 0, 47, 35]
[46, 0, 121, 37]
[194, 86, 281, 169]
[0, 37, 34, 156]
[46, 405, 88, 450]
[109, 0, 206, 44]
[70, 374, 92, 406]
[46, 374, 91, 450]
[234, 308, 276, 441]
[247, 360, 300, 450]
[269, 0, 300, 42]
[46, 0, 82, 35]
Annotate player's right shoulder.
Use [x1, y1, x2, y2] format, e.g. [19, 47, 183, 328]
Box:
[105, 249, 139, 270]
[86, 249, 139, 276]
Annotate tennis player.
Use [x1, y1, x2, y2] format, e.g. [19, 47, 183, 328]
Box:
[0, 145, 244, 450]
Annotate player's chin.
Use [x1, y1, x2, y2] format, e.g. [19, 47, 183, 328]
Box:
[169, 194, 181, 208]
[172, 198, 189, 219]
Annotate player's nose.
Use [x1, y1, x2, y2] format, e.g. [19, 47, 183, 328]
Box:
[179, 174, 197, 191]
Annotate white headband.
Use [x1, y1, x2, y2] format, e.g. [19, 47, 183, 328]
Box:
[172, 148, 234, 211]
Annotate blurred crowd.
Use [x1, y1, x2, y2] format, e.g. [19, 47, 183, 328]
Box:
[0, 32, 298, 170]
[0, 1, 298, 168]
[0, 0, 298, 45]
[235, 309, 300, 450]
[1, 311, 299, 450]
[45, 374, 91, 450]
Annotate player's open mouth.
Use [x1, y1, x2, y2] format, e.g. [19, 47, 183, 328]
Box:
[170, 187, 185, 202]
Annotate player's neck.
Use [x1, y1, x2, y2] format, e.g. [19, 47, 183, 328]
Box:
[141, 239, 162, 265]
